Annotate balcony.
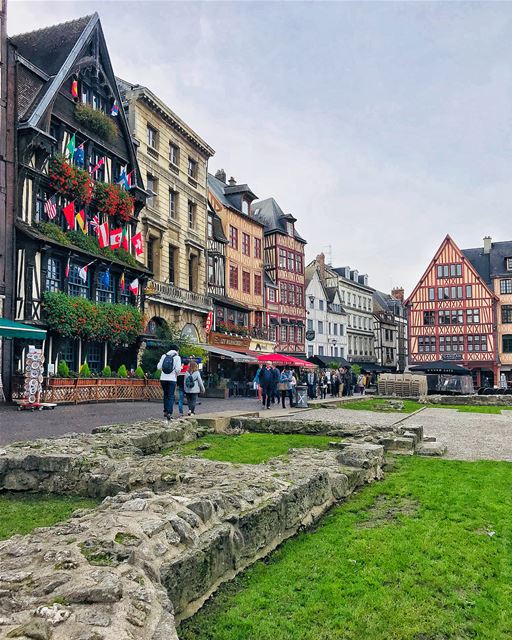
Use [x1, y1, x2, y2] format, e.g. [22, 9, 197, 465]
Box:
[145, 279, 212, 314]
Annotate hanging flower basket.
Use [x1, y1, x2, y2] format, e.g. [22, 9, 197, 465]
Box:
[49, 155, 94, 204]
[94, 182, 135, 222]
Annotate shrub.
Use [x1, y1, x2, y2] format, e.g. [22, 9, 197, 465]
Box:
[36, 222, 71, 246]
[114, 248, 138, 267]
[79, 362, 91, 378]
[134, 366, 145, 379]
[75, 103, 116, 142]
[117, 364, 128, 378]
[49, 154, 94, 204]
[101, 365, 112, 377]
[66, 230, 102, 256]
[117, 189, 135, 221]
[57, 360, 70, 377]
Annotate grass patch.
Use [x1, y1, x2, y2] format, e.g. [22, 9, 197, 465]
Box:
[341, 397, 506, 414]
[163, 433, 342, 465]
[180, 457, 512, 640]
[0, 493, 98, 540]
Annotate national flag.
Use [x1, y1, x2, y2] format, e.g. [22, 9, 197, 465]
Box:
[110, 228, 122, 249]
[90, 215, 100, 233]
[71, 79, 78, 98]
[62, 201, 75, 229]
[89, 157, 105, 176]
[73, 143, 84, 168]
[65, 133, 76, 160]
[117, 167, 129, 190]
[131, 231, 143, 256]
[65, 256, 70, 278]
[97, 222, 109, 249]
[129, 278, 139, 295]
[120, 272, 125, 291]
[44, 195, 57, 220]
[111, 100, 119, 116]
[78, 261, 94, 283]
[121, 227, 129, 251]
[75, 209, 86, 234]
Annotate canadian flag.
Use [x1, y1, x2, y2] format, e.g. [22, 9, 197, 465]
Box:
[131, 231, 143, 256]
[110, 228, 123, 249]
[129, 278, 139, 295]
[97, 222, 109, 249]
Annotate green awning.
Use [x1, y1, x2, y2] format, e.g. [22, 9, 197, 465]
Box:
[0, 318, 47, 340]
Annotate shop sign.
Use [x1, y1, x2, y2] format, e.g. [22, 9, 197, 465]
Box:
[209, 331, 251, 349]
[205, 311, 213, 335]
[442, 354, 463, 361]
[306, 330, 315, 341]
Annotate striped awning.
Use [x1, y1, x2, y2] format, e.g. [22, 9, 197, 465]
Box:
[199, 344, 257, 363]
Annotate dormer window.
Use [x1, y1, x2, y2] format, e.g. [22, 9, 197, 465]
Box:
[286, 221, 294, 236]
[242, 199, 249, 215]
[506, 258, 512, 271]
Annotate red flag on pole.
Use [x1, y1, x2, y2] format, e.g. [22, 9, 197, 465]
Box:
[129, 278, 139, 295]
[110, 228, 122, 249]
[131, 231, 143, 256]
[62, 201, 75, 229]
[65, 256, 70, 278]
[97, 222, 109, 249]
[121, 227, 129, 251]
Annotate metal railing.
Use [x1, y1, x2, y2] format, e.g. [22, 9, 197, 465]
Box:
[146, 279, 212, 312]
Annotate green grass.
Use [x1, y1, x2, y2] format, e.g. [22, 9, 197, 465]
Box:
[0, 493, 98, 540]
[180, 457, 512, 640]
[163, 433, 342, 465]
[341, 397, 506, 414]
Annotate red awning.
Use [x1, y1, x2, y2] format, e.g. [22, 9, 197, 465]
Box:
[256, 353, 315, 368]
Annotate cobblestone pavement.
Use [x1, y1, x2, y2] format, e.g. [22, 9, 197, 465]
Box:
[0, 396, 262, 446]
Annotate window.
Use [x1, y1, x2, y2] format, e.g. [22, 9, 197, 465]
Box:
[242, 200, 249, 215]
[333, 323, 338, 335]
[254, 274, 262, 296]
[288, 251, 295, 272]
[297, 326, 303, 344]
[503, 335, 512, 353]
[242, 233, 250, 256]
[450, 264, 462, 277]
[428, 288, 435, 301]
[188, 157, 198, 179]
[468, 335, 488, 352]
[86, 342, 102, 373]
[280, 283, 288, 304]
[254, 238, 262, 259]
[169, 143, 179, 166]
[507, 258, 512, 271]
[439, 310, 463, 325]
[91, 151, 105, 182]
[96, 269, 115, 303]
[279, 249, 287, 268]
[295, 254, 303, 274]
[46, 257, 61, 292]
[501, 279, 512, 294]
[437, 265, 448, 278]
[229, 265, 238, 289]
[318, 345, 324, 356]
[146, 174, 156, 207]
[188, 255, 198, 292]
[308, 345, 314, 357]
[319, 300, 324, 311]
[318, 321, 324, 334]
[229, 225, 238, 250]
[169, 245, 176, 284]
[289, 325, 295, 343]
[268, 288, 276, 303]
[242, 270, 250, 294]
[502, 305, 512, 324]
[286, 221, 294, 236]
[147, 125, 157, 150]
[280, 325, 287, 342]
[188, 201, 196, 228]
[467, 309, 481, 324]
[439, 335, 464, 352]
[59, 339, 76, 372]
[418, 336, 436, 353]
[169, 190, 177, 219]
[68, 264, 89, 298]
[423, 311, 435, 326]
[119, 280, 131, 305]
[307, 319, 313, 331]
[466, 285, 473, 299]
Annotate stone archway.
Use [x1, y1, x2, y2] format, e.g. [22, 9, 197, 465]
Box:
[145, 316, 169, 337]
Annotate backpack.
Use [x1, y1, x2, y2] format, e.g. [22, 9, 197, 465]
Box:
[185, 373, 196, 390]
[161, 354, 175, 375]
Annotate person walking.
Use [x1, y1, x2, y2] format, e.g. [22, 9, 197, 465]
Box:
[357, 373, 365, 395]
[333, 372, 341, 397]
[183, 361, 205, 415]
[319, 373, 328, 399]
[279, 366, 294, 408]
[157, 344, 182, 421]
[259, 362, 274, 409]
[253, 365, 262, 401]
[306, 369, 318, 399]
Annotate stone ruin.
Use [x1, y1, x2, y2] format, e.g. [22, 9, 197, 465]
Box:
[0, 414, 444, 639]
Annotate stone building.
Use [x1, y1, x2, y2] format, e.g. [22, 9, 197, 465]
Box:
[251, 197, 307, 356]
[9, 14, 149, 375]
[119, 80, 214, 343]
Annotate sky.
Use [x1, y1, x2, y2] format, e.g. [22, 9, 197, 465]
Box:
[7, 0, 512, 295]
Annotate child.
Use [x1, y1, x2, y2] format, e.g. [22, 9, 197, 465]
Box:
[184, 361, 205, 415]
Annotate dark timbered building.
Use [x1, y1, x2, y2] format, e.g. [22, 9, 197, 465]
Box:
[9, 14, 148, 376]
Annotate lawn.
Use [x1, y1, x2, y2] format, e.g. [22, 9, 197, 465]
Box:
[163, 433, 342, 464]
[341, 397, 505, 414]
[0, 493, 98, 540]
[180, 457, 512, 640]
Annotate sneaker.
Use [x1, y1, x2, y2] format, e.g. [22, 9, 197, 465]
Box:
[187, 410, 192, 416]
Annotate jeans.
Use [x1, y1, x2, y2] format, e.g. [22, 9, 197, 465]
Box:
[177, 386, 185, 414]
[281, 389, 293, 408]
[161, 380, 176, 416]
[186, 392, 199, 414]
[261, 386, 272, 408]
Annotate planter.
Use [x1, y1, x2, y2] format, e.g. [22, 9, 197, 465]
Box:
[47, 377, 75, 387]
[39, 377, 163, 404]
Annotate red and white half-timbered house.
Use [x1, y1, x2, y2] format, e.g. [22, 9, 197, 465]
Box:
[406, 235, 498, 387]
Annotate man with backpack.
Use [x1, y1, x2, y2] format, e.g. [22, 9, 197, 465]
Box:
[157, 344, 182, 421]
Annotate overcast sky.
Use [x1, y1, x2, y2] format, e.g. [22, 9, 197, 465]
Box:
[8, 1, 512, 294]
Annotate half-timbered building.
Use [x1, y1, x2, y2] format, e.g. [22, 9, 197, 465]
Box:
[207, 203, 227, 300]
[251, 197, 306, 356]
[406, 235, 498, 387]
[9, 14, 148, 375]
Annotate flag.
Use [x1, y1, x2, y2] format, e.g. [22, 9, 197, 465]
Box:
[120, 272, 125, 291]
[121, 227, 129, 251]
[62, 201, 75, 229]
[110, 228, 122, 249]
[97, 222, 109, 249]
[111, 100, 119, 116]
[117, 167, 129, 190]
[71, 79, 78, 98]
[44, 195, 57, 220]
[75, 209, 86, 234]
[129, 278, 139, 295]
[65, 256, 70, 278]
[78, 261, 94, 282]
[100, 268, 110, 288]
[131, 231, 143, 256]
[89, 157, 104, 176]
[65, 133, 76, 160]
[205, 311, 213, 335]
[73, 143, 84, 168]
[90, 215, 100, 233]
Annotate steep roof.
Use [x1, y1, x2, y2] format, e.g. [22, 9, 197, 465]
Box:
[251, 197, 306, 243]
[461, 248, 491, 285]
[208, 173, 264, 226]
[462, 240, 512, 282]
[212, 213, 227, 243]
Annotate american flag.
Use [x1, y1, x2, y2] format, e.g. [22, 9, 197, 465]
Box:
[44, 195, 57, 219]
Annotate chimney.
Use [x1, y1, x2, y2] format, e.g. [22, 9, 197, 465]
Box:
[391, 287, 404, 302]
[316, 253, 326, 283]
[483, 236, 492, 254]
[228, 176, 236, 186]
[215, 169, 226, 183]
